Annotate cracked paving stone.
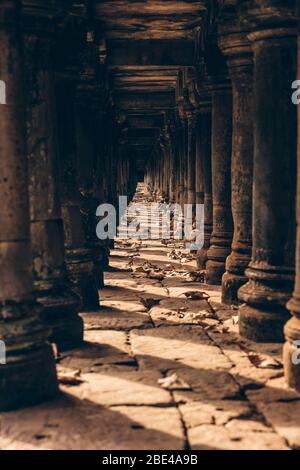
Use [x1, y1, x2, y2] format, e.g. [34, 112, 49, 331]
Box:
[187, 423, 290, 450]
[245, 378, 300, 449]
[130, 325, 233, 371]
[149, 298, 214, 327]
[105, 274, 162, 287]
[246, 401, 300, 449]
[62, 370, 173, 407]
[80, 309, 152, 331]
[166, 284, 212, 299]
[100, 286, 143, 301]
[101, 300, 148, 313]
[179, 401, 254, 427]
[172, 368, 242, 402]
[0, 399, 179, 450]
[206, 331, 284, 386]
[58, 330, 134, 372]
[110, 406, 185, 450]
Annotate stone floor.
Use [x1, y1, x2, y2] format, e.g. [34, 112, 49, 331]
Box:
[1, 186, 300, 450]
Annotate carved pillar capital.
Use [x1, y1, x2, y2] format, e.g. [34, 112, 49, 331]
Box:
[218, 16, 253, 70]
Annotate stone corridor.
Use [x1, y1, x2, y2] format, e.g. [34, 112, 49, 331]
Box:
[1, 184, 299, 450]
[1, 0, 300, 452]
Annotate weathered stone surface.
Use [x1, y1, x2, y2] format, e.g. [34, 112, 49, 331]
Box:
[81, 309, 152, 331]
[238, 1, 297, 342]
[188, 423, 289, 451]
[246, 401, 300, 450]
[62, 370, 173, 407]
[149, 297, 213, 327]
[0, 399, 181, 450]
[285, 5, 300, 393]
[130, 326, 234, 383]
[103, 282, 167, 300]
[206, 85, 233, 285]
[172, 368, 241, 402]
[1, 181, 298, 448]
[110, 406, 185, 450]
[59, 330, 134, 372]
[219, 11, 254, 305]
[179, 401, 254, 427]
[0, 0, 58, 410]
[246, 378, 300, 405]
[101, 299, 148, 313]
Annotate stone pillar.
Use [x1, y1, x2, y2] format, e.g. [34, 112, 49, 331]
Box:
[0, 0, 58, 410]
[168, 119, 177, 204]
[187, 112, 197, 207]
[206, 82, 233, 284]
[161, 135, 170, 200]
[220, 18, 254, 305]
[177, 91, 189, 208]
[55, 77, 100, 311]
[94, 106, 110, 273]
[183, 118, 189, 206]
[156, 152, 161, 196]
[196, 92, 213, 269]
[238, 0, 297, 342]
[285, 1, 300, 385]
[173, 115, 181, 205]
[284, 1, 300, 387]
[75, 55, 108, 292]
[23, 1, 83, 349]
[178, 120, 186, 208]
[157, 142, 163, 198]
[195, 116, 204, 207]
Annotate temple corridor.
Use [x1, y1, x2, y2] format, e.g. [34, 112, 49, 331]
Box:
[1, 0, 300, 452]
[0, 183, 299, 450]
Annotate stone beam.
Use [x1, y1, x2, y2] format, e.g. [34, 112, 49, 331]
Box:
[127, 113, 165, 128]
[106, 39, 195, 66]
[114, 91, 176, 111]
[95, 0, 206, 40]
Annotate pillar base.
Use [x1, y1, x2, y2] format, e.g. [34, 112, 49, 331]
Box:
[206, 260, 227, 285]
[196, 247, 208, 270]
[38, 286, 84, 351]
[222, 271, 248, 305]
[66, 248, 100, 311]
[206, 237, 232, 285]
[284, 314, 300, 391]
[238, 266, 294, 342]
[283, 340, 300, 392]
[206, 246, 231, 285]
[92, 241, 108, 288]
[239, 303, 289, 342]
[0, 344, 58, 411]
[222, 249, 251, 304]
[94, 264, 105, 289]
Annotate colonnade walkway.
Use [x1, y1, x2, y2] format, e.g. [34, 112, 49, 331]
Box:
[1, 185, 299, 450]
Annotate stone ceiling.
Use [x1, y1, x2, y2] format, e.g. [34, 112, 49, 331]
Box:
[93, 1, 209, 157]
